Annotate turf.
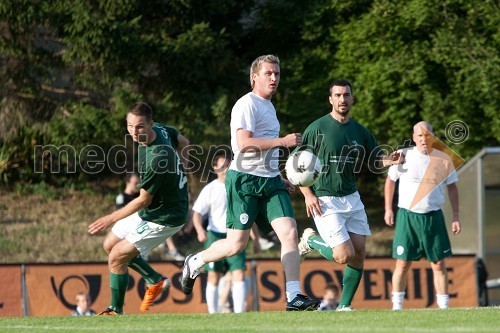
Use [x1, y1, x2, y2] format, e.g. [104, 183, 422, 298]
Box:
[0, 308, 499, 333]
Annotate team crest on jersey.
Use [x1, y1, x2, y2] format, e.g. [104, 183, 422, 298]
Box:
[240, 213, 249, 225]
[397, 246, 405, 256]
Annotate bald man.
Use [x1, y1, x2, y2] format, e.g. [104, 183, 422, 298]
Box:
[384, 121, 461, 310]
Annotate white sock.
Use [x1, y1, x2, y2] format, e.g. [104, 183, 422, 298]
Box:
[392, 291, 405, 310]
[231, 281, 246, 313]
[285, 281, 301, 302]
[188, 253, 205, 277]
[205, 283, 218, 314]
[436, 294, 449, 309]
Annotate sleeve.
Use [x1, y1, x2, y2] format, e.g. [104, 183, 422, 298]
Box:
[387, 164, 400, 181]
[231, 98, 256, 133]
[300, 125, 321, 154]
[364, 129, 383, 169]
[192, 184, 211, 215]
[166, 126, 180, 149]
[445, 157, 459, 185]
[446, 170, 458, 185]
[435, 152, 458, 185]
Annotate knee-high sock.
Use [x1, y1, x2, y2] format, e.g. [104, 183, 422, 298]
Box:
[307, 234, 334, 261]
[436, 294, 449, 309]
[231, 280, 246, 313]
[391, 291, 405, 310]
[338, 265, 363, 308]
[109, 272, 129, 313]
[205, 282, 218, 313]
[128, 255, 162, 285]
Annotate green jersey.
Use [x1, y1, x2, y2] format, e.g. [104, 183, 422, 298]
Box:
[137, 124, 188, 227]
[302, 115, 380, 197]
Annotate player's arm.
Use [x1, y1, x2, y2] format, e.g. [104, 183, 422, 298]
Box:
[384, 176, 396, 226]
[295, 130, 321, 217]
[298, 186, 322, 218]
[88, 189, 152, 234]
[447, 182, 461, 235]
[176, 133, 190, 171]
[236, 129, 302, 152]
[192, 211, 207, 243]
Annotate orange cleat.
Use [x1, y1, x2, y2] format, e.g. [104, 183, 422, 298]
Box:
[140, 276, 170, 312]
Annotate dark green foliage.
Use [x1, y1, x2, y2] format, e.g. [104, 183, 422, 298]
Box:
[0, 0, 498, 187]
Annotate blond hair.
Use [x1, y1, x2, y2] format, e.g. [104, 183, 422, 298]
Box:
[249, 55, 280, 88]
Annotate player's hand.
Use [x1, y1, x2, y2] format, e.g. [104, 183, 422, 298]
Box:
[283, 178, 295, 193]
[281, 133, 302, 148]
[382, 151, 406, 167]
[88, 215, 114, 235]
[384, 209, 395, 226]
[304, 193, 322, 218]
[197, 230, 207, 243]
[451, 220, 461, 235]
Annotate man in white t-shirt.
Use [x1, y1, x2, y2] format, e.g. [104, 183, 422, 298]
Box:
[182, 54, 320, 311]
[384, 121, 461, 310]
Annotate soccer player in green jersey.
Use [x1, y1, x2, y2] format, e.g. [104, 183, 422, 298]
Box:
[88, 102, 189, 315]
[297, 79, 401, 311]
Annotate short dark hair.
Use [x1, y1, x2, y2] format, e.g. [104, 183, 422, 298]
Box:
[212, 151, 231, 168]
[329, 79, 353, 95]
[128, 102, 153, 121]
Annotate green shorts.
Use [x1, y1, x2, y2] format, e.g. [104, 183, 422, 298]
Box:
[392, 208, 452, 262]
[204, 230, 246, 272]
[225, 170, 295, 235]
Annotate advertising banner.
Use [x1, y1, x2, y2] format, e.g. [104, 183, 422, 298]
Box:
[256, 256, 478, 311]
[0, 265, 23, 317]
[24, 262, 207, 316]
[0, 255, 477, 316]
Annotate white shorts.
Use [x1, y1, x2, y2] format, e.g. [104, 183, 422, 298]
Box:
[112, 212, 183, 257]
[313, 196, 371, 248]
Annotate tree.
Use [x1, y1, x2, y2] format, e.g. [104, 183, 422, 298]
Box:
[0, 0, 498, 186]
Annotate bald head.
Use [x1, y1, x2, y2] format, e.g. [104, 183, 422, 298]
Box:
[413, 121, 433, 135]
[412, 121, 434, 154]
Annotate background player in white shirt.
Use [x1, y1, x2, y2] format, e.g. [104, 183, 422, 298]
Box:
[192, 153, 253, 313]
[385, 121, 461, 310]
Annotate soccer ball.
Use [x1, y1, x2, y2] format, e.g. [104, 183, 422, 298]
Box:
[285, 150, 322, 187]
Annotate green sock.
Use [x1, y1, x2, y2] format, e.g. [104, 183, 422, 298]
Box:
[307, 235, 334, 261]
[128, 255, 162, 285]
[109, 272, 129, 313]
[338, 265, 363, 308]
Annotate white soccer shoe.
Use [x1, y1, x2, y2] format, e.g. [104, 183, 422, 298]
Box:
[298, 228, 317, 262]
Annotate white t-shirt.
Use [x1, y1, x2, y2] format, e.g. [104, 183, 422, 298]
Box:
[192, 179, 227, 233]
[388, 147, 458, 213]
[229, 92, 281, 177]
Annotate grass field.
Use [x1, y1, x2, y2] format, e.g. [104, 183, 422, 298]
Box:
[1, 308, 499, 333]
